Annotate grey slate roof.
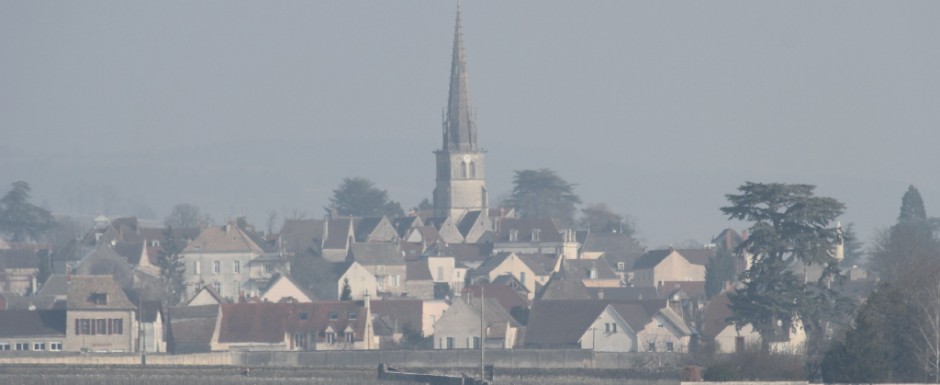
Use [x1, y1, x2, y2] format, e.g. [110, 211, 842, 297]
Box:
[0, 309, 67, 338]
[525, 300, 610, 348]
[348, 243, 405, 266]
[38, 275, 71, 297]
[323, 218, 353, 250]
[279, 219, 325, 256]
[633, 249, 674, 270]
[561, 259, 618, 281]
[536, 273, 591, 301]
[353, 217, 384, 242]
[406, 261, 433, 281]
[66, 275, 135, 310]
[168, 304, 219, 354]
[0, 249, 38, 269]
[589, 287, 660, 301]
[496, 218, 563, 242]
[457, 210, 482, 237]
[393, 217, 422, 238]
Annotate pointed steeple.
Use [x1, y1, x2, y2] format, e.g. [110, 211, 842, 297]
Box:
[443, 4, 476, 152]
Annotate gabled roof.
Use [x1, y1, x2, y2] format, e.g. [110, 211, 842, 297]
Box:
[348, 243, 405, 266]
[0, 293, 64, 310]
[700, 291, 734, 341]
[370, 298, 423, 334]
[184, 224, 265, 254]
[496, 218, 563, 243]
[37, 275, 70, 297]
[186, 284, 228, 306]
[658, 281, 707, 300]
[392, 217, 423, 238]
[561, 259, 618, 281]
[608, 303, 656, 332]
[517, 253, 559, 275]
[457, 210, 482, 237]
[713, 228, 744, 251]
[536, 273, 591, 301]
[66, 275, 135, 310]
[588, 287, 659, 301]
[406, 261, 433, 281]
[525, 300, 611, 348]
[288, 301, 368, 342]
[0, 309, 67, 337]
[0, 249, 38, 269]
[581, 231, 642, 256]
[138, 300, 163, 323]
[675, 248, 716, 266]
[218, 302, 291, 344]
[279, 219, 325, 256]
[353, 217, 385, 242]
[168, 304, 219, 352]
[633, 249, 674, 270]
[323, 218, 353, 250]
[526, 299, 669, 348]
[464, 284, 529, 313]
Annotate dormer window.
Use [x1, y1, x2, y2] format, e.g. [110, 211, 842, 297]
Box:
[329, 312, 338, 321]
[531, 229, 540, 242]
[617, 262, 625, 271]
[150, 240, 160, 247]
[90, 293, 107, 305]
[509, 229, 519, 242]
[348, 312, 357, 320]
[299, 312, 309, 320]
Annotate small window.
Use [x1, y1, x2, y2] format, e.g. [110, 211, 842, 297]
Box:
[345, 332, 354, 343]
[648, 342, 656, 352]
[33, 342, 45, 351]
[233, 261, 241, 274]
[605, 323, 610, 333]
[0, 343, 10, 351]
[213, 282, 222, 296]
[612, 323, 617, 333]
[326, 332, 336, 344]
[531, 229, 540, 242]
[472, 336, 481, 349]
[194, 261, 201, 274]
[329, 312, 338, 320]
[446, 337, 455, 350]
[112, 319, 123, 335]
[90, 293, 108, 305]
[509, 229, 518, 242]
[299, 312, 309, 320]
[151, 240, 160, 247]
[666, 342, 675, 352]
[96, 319, 106, 334]
[348, 312, 357, 320]
[49, 342, 62, 351]
[15, 342, 29, 351]
[213, 261, 221, 274]
[617, 262, 625, 271]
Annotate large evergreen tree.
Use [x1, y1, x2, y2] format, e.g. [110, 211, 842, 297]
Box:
[158, 225, 187, 306]
[327, 177, 403, 217]
[821, 283, 922, 383]
[721, 182, 846, 352]
[869, 185, 939, 284]
[507, 169, 581, 225]
[705, 245, 737, 299]
[0, 181, 55, 242]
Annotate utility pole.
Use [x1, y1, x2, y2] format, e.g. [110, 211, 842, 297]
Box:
[480, 285, 485, 382]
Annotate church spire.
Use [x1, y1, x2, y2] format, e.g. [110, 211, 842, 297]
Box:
[443, 3, 476, 152]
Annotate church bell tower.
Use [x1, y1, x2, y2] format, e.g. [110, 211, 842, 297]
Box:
[433, 6, 487, 220]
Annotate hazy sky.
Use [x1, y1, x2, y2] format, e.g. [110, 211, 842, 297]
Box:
[2, 1, 939, 248]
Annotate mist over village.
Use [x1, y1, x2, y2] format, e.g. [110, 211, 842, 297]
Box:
[3, 2, 940, 384]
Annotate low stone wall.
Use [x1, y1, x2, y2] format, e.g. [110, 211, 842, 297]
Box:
[0, 350, 680, 370]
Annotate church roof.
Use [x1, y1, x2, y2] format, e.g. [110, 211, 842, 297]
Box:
[442, 5, 476, 152]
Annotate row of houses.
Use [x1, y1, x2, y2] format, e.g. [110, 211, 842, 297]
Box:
[0, 214, 876, 355]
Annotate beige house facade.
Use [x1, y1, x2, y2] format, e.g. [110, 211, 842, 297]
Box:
[64, 276, 136, 353]
[632, 248, 709, 287]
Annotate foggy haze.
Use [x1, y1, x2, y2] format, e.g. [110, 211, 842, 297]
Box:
[2, 1, 939, 247]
